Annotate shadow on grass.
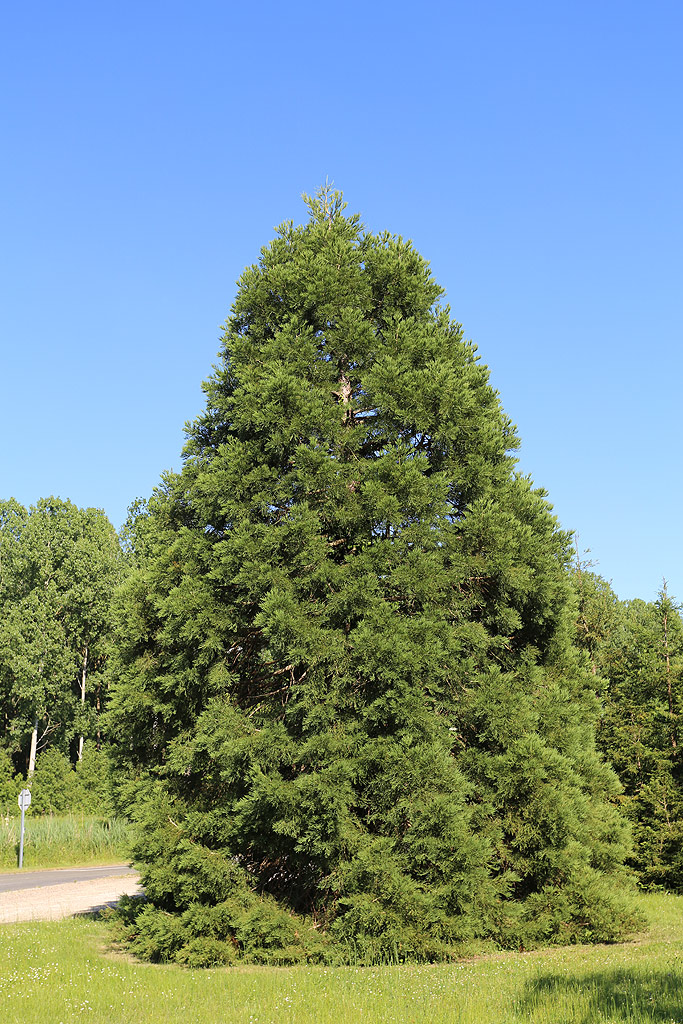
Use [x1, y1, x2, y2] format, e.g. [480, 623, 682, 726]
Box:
[516, 967, 683, 1023]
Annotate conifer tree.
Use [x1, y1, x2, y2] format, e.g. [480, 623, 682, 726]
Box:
[574, 572, 683, 889]
[109, 188, 638, 965]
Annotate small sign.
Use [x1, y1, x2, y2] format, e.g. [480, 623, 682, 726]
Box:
[18, 788, 31, 810]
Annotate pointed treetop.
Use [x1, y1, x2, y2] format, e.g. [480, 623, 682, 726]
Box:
[301, 179, 348, 227]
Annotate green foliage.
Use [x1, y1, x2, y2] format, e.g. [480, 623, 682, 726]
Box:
[75, 743, 115, 816]
[109, 187, 638, 965]
[0, 748, 20, 816]
[573, 571, 683, 890]
[23, 744, 116, 817]
[0, 497, 124, 768]
[30, 748, 82, 815]
[115, 790, 330, 966]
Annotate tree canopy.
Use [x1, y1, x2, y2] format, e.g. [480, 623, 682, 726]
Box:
[109, 187, 639, 965]
[0, 497, 123, 772]
[572, 565, 683, 889]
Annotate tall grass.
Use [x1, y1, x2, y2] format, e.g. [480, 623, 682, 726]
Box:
[0, 893, 681, 1023]
[0, 815, 129, 870]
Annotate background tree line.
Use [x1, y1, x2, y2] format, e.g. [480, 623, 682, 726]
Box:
[572, 564, 683, 889]
[0, 496, 122, 815]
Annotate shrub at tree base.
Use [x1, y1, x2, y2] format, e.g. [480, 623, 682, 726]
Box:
[109, 188, 642, 965]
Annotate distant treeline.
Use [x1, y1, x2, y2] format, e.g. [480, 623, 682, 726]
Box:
[573, 567, 683, 890]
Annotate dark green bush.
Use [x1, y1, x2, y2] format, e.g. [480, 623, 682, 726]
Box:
[31, 748, 82, 814]
[0, 749, 20, 817]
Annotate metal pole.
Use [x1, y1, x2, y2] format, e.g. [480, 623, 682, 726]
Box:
[19, 804, 25, 868]
[17, 789, 31, 867]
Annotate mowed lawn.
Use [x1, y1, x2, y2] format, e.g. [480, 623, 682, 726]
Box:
[0, 893, 681, 1024]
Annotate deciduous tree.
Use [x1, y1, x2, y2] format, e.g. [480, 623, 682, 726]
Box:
[0, 497, 123, 773]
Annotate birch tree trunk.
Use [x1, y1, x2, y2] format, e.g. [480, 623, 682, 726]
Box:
[78, 645, 88, 761]
[27, 719, 38, 777]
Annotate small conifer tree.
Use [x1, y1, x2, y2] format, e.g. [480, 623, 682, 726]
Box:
[109, 188, 638, 964]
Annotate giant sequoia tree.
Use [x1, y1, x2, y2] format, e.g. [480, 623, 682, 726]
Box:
[109, 189, 638, 965]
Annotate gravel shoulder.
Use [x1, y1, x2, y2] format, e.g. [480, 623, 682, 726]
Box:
[0, 867, 142, 923]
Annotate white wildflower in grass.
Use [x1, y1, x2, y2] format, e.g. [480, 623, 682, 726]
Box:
[0, 893, 681, 1023]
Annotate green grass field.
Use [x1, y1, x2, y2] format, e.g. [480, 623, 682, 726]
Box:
[0, 815, 128, 870]
[0, 893, 681, 1023]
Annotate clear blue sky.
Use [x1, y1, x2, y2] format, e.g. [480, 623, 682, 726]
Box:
[1, 1, 681, 603]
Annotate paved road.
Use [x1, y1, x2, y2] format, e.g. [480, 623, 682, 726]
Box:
[0, 865, 143, 923]
[0, 864, 136, 893]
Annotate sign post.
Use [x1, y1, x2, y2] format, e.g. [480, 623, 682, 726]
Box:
[18, 789, 31, 868]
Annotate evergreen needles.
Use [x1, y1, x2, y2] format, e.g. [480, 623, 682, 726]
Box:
[108, 187, 640, 965]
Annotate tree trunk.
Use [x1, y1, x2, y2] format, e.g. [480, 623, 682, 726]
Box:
[27, 719, 38, 777]
[96, 680, 101, 749]
[78, 645, 88, 761]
